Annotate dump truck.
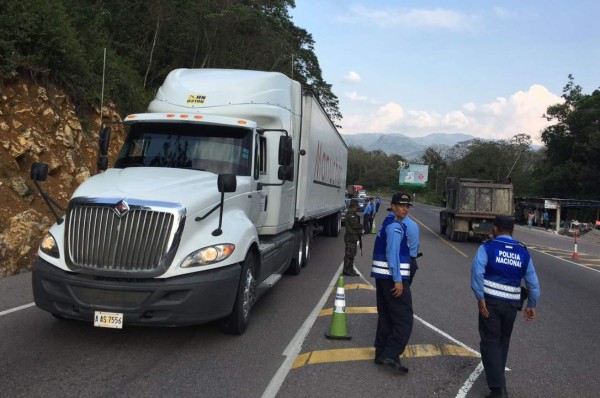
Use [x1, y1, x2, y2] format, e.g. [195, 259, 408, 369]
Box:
[439, 178, 513, 242]
[30, 69, 348, 334]
[346, 184, 363, 198]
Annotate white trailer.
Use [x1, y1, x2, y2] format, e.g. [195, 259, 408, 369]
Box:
[31, 69, 347, 334]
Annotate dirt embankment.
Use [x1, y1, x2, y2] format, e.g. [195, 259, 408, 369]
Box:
[0, 75, 123, 277]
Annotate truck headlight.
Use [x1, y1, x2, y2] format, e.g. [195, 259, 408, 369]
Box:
[180, 244, 235, 268]
[40, 233, 59, 258]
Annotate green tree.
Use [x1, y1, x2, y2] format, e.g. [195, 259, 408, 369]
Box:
[0, 0, 342, 123]
[540, 75, 600, 198]
[346, 146, 405, 191]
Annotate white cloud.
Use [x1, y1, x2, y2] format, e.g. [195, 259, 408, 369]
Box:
[344, 71, 362, 83]
[337, 6, 476, 30]
[462, 102, 477, 112]
[345, 91, 368, 101]
[339, 85, 564, 145]
[343, 102, 404, 133]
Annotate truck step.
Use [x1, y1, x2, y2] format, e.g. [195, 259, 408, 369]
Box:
[258, 274, 282, 289]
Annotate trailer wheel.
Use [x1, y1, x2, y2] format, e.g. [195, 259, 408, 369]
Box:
[302, 225, 312, 267]
[440, 220, 447, 235]
[328, 212, 341, 237]
[219, 252, 257, 334]
[287, 230, 303, 275]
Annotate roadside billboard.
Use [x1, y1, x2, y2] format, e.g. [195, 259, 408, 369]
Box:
[399, 164, 429, 187]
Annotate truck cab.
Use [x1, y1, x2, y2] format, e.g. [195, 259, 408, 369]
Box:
[30, 69, 347, 334]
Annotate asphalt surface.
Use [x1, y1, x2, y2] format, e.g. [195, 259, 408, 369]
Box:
[1, 200, 600, 397]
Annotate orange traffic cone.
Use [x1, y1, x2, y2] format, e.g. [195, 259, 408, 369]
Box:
[572, 230, 580, 260]
[325, 275, 351, 340]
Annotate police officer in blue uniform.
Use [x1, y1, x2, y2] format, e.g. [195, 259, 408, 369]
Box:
[363, 198, 374, 233]
[371, 193, 414, 374]
[471, 216, 541, 398]
[381, 206, 420, 285]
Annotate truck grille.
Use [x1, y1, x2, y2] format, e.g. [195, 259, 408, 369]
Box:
[66, 198, 185, 276]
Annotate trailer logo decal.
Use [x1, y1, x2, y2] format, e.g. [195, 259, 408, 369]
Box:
[114, 199, 130, 217]
[186, 94, 207, 104]
[314, 140, 343, 188]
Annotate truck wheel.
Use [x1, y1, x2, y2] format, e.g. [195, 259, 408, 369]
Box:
[440, 220, 447, 235]
[287, 230, 303, 275]
[219, 253, 256, 334]
[448, 218, 456, 241]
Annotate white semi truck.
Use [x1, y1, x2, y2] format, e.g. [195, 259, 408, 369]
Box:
[30, 69, 348, 334]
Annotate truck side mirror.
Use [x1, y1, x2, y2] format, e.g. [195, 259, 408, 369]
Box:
[97, 126, 111, 171]
[99, 126, 111, 157]
[217, 174, 237, 193]
[30, 162, 49, 181]
[278, 136, 293, 166]
[278, 166, 294, 181]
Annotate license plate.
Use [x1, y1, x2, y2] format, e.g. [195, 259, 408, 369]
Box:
[94, 311, 123, 329]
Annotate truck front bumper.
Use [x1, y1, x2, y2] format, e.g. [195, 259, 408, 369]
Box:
[32, 257, 240, 327]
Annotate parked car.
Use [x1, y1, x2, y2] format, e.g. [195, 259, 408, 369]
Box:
[356, 197, 366, 212]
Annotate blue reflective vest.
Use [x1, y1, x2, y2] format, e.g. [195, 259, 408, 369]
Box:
[482, 236, 530, 302]
[371, 213, 410, 280]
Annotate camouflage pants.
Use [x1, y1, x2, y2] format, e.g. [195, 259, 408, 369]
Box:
[343, 239, 358, 272]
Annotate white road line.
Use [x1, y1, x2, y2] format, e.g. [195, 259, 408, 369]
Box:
[354, 274, 489, 398]
[414, 314, 481, 357]
[263, 258, 489, 398]
[261, 262, 344, 398]
[0, 302, 35, 317]
[456, 362, 485, 398]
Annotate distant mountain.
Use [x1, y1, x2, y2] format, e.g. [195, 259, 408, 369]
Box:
[341, 132, 476, 160]
[416, 133, 476, 147]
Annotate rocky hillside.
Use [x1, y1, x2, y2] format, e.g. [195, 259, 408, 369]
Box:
[0, 75, 124, 277]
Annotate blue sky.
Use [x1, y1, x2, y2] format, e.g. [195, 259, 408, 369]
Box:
[290, 1, 600, 144]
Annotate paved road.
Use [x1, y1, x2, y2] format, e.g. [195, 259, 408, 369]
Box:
[1, 200, 599, 397]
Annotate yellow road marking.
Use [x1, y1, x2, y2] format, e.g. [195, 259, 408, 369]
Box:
[319, 306, 378, 317]
[410, 215, 469, 258]
[332, 283, 374, 293]
[292, 344, 479, 369]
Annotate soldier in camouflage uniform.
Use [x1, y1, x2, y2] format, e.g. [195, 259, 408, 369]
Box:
[343, 199, 363, 276]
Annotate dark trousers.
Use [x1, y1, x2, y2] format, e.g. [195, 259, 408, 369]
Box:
[363, 214, 373, 233]
[479, 297, 518, 390]
[343, 239, 357, 272]
[374, 278, 413, 360]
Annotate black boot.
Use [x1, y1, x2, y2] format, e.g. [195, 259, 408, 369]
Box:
[485, 388, 508, 398]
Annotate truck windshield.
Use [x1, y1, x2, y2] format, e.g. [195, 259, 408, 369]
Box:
[115, 122, 253, 176]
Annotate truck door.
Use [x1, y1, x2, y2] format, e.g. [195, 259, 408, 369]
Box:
[250, 133, 268, 227]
